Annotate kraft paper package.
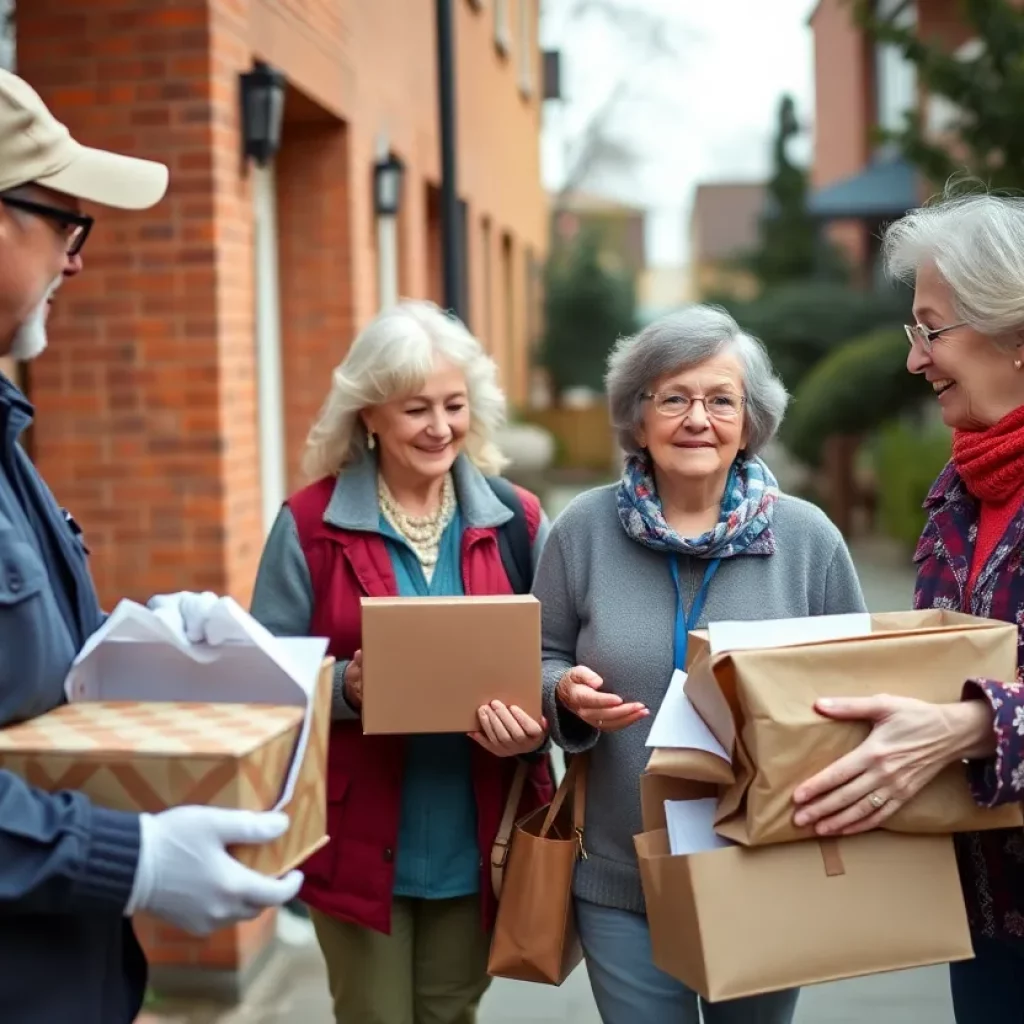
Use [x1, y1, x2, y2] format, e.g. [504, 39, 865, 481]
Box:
[631, 610, 1024, 1000]
[360, 595, 542, 734]
[684, 609, 1023, 846]
[637, 749, 973, 1000]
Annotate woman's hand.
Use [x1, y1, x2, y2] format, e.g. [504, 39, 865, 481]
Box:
[469, 702, 548, 757]
[792, 694, 996, 836]
[555, 665, 649, 733]
[343, 650, 363, 710]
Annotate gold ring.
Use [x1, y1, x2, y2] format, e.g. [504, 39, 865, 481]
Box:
[868, 792, 886, 810]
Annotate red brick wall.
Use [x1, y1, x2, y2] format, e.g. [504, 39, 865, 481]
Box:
[18, 1, 230, 605]
[810, 0, 874, 266]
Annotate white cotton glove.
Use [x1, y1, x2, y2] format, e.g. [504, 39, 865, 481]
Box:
[126, 806, 304, 935]
[147, 591, 220, 644]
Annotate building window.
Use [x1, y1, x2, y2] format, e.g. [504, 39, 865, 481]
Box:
[874, 0, 917, 147]
[481, 216, 494, 352]
[518, 0, 534, 95]
[495, 0, 512, 56]
[500, 232, 515, 393]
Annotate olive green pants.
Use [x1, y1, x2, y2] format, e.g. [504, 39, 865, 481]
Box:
[310, 895, 492, 1024]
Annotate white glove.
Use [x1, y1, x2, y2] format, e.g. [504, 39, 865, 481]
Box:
[147, 591, 220, 644]
[126, 806, 304, 935]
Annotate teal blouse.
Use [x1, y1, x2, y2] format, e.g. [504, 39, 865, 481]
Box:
[381, 508, 480, 900]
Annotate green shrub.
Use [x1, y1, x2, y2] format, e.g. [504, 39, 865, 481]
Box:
[718, 282, 911, 393]
[873, 421, 952, 553]
[783, 327, 931, 465]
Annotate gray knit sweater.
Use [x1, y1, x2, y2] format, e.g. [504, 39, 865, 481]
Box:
[534, 484, 867, 914]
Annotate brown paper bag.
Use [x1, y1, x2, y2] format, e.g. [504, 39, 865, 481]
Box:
[635, 826, 972, 1001]
[487, 756, 586, 985]
[684, 609, 1023, 846]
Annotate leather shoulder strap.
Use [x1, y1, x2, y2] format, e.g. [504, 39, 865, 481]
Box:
[490, 754, 588, 900]
[490, 761, 529, 899]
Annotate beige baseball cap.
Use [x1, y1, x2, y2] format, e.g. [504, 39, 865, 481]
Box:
[0, 69, 168, 210]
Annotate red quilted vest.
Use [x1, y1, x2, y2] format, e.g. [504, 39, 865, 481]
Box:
[287, 476, 555, 935]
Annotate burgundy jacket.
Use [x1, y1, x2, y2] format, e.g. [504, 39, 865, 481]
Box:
[283, 470, 554, 935]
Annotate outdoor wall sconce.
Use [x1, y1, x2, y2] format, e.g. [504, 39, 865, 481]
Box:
[240, 61, 286, 168]
[373, 152, 406, 218]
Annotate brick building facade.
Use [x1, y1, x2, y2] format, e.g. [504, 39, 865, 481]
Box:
[5, 0, 548, 998]
[11, 0, 547, 612]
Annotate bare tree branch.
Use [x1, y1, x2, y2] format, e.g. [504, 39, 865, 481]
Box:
[545, 0, 692, 209]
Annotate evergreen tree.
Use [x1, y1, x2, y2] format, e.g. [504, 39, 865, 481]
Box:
[853, 0, 1024, 189]
[745, 96, 847, 287]
[538, 229, 637, 397]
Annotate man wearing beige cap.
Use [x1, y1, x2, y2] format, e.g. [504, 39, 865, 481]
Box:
[0, 70, 302, 1022]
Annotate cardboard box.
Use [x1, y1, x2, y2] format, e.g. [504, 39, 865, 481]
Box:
[360, 595, 542, 734]
[636, 768, 973, 1000]
[0, 658, 334, 876]
[684, 609, 1023, 846]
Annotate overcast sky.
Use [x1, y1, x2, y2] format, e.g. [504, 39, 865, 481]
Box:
[541, 0, 820, 266]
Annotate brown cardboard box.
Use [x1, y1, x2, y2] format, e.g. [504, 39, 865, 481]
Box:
[0, 658, 335, 876]
[360, 595, 542, 734]
[684, 609, 1023, 846]
[635, 766, 973, 1001]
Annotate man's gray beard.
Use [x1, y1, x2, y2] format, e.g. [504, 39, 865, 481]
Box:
[8, 279, 60, 362]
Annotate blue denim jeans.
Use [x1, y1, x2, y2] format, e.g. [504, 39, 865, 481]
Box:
[950, 935, 1024, 1024]
[575, 899, 800, 1024]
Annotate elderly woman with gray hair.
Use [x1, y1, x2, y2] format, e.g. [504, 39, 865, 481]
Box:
[532, 304, 866, 1023]
[792, 192, 1024, 1024]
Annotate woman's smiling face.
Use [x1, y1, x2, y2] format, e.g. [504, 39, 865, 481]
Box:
[907, 260, 1024, 430]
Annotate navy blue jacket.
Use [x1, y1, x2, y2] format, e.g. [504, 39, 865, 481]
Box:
[0, 375, 145, 1023]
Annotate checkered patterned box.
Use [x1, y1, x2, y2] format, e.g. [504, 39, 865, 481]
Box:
[0, 658, 334, 877]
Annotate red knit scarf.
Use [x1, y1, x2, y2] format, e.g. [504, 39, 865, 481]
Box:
[952, 404, 1024, 504]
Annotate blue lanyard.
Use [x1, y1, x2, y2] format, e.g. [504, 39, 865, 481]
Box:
[669, 557, 721, 672]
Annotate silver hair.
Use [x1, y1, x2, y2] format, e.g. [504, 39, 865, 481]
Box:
[883, 188, 1024, 344]
[605, 304, 789, 456]
[302, 300, 508, 479]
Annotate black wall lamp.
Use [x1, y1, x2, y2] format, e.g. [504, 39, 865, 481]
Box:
[240, 61, 286, 167]
[373, 152, 405, 218]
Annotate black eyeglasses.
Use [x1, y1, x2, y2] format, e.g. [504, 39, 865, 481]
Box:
[0, 195, 94, 257]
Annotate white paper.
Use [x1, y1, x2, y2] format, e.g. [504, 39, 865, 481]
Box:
[665, 798, 734, 856]
[65, 598, 329, 810]
[646, 669, 731, 762]
[708, 612, 873, 656]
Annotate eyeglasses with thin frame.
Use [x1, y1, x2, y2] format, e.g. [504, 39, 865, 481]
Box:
[904, 321, 966, 353]
[642, 390, 746, 421]
[0, 194, 94, 257]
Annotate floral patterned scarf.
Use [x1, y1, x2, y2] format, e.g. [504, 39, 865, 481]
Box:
[616, 451, 780, 558]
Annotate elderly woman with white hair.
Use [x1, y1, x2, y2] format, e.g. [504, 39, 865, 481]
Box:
[793, 192, 1024, 1024]
[533, 304, 866, 1023]
[250, 300, 554, 1024]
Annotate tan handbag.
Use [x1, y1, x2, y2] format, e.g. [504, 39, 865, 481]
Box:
[487, 754, 587, 985]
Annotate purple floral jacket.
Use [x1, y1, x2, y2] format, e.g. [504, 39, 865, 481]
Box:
[915, 461, 1024, 941]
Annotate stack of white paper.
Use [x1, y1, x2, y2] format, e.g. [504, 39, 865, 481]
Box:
[664, 798, 734, 856]
[64, 598, 329, 810]
[646, 669, 731, 761]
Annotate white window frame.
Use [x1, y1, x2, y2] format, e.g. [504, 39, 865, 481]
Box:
[495, 0, 512, 56]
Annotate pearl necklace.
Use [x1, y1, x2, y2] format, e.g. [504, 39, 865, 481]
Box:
[378, 474, 456, 577]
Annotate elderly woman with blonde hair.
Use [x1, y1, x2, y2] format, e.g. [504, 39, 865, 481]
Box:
[251, 300, 554, 1024]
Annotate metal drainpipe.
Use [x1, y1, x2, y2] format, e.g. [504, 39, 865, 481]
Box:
[436, 0, 463, 318]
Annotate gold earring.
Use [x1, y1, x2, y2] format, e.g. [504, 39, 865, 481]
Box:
[367, 432, 376, 450]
